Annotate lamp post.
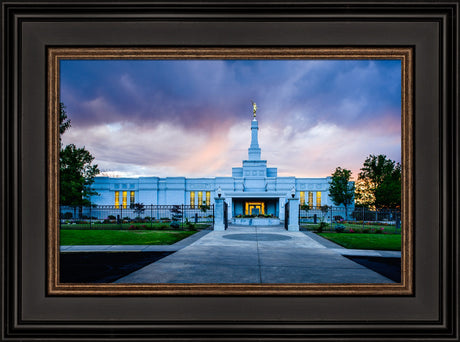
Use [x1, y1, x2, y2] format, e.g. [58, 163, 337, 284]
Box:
[291, 186, 295, 198]
[217, 186, 222, 198]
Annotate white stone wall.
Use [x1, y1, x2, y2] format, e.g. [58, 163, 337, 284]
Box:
[89, 175, 351, 216]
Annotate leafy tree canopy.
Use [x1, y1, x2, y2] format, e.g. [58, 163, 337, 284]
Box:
[329, 167, 355, 217]
[358, 154, 401, 209]
[130, 203, 145, 215]
[59, 103, 100, 208]
[60, 144, 100, 207]
[59, 102, 71, 136]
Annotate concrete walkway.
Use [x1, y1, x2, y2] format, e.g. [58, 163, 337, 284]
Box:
[111, 225, 396, 284]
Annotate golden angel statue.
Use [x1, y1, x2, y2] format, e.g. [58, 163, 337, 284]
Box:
[251, 100, 257, 117]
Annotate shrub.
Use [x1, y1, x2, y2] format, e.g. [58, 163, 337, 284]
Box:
[170, 222, 180, 229]
[317, 221, 329, 233]
[335, 225, 345, 233]
[107, 215, 116, 220]
[184, 218, 196, 231]
[363, 228, 371, 233]
[61, 212, 73, 219]
[333, 215, 343, 222]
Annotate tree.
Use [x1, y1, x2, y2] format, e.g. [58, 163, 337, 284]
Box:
[60, 102, 71, 136]
[329, 167, 355, 219]
[358, 154, 401, 209]
[60, 144, 100, 212]
[199, 200, 210, 213]
[373, 164, 401, 209]
[59, 103, 100, 216]
[170, 205, 183, 228]
[354, 178, 375, 208]
[130, 203, 145, 217]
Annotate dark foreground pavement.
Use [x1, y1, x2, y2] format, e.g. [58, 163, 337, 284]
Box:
[114, 225, 396, 284]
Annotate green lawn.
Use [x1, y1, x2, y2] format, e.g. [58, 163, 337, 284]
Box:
[317, 233, 401, 251]
[301, 223, 399, 234]
[60, 229, 197, 245]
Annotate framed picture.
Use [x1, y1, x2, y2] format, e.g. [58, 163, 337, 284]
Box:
[49, 47, 413, 295]
[2, 1, 458, 341]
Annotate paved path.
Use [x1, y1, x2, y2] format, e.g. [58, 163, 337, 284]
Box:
[112, 225, 396, 284]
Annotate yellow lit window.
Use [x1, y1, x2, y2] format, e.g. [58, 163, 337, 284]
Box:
[316, 192, 322, 208]
[190, 191, 195, 208]
[206, 191, 211, 206]
[198, 191, 203, 206]
[308, 191, 313, 209]
[122, 191, 127, 209]
[300, 191, 305, 205]
[130, 191, 135, 205]
[115, 191, 120, 208]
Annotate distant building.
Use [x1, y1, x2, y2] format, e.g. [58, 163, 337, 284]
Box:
[90, 115, 337, 220]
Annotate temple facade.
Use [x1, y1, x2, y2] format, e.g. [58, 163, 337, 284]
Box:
[90, 115, 335, 221]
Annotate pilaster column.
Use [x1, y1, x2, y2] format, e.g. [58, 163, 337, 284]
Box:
[227, 197, 233, 220]
[279, 198, 285, 221]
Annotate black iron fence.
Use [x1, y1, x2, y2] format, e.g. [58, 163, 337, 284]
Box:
[224, 201, 228, 230]
[299, 206, 401, 233]
[284, 201, 289, 230]
[60, 205, 214, 230]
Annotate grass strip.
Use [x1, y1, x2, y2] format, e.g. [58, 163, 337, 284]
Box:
[317, 233, 401, 251]
[60, 229, 196, 245]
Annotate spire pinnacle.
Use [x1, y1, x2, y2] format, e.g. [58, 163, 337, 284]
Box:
[248, 102, 261, 160]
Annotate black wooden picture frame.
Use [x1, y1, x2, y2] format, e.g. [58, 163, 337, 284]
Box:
[1, 1, 458, 341]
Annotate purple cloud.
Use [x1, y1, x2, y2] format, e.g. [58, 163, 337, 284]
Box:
[60, 59, 401, 178]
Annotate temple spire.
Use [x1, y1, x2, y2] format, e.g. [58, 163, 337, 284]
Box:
[248, 101, 261, 160]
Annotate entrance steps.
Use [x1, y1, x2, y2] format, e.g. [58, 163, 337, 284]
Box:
[231, 217, 281, 226]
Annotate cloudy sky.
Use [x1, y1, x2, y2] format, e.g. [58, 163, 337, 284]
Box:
[60, 59, 401, 179]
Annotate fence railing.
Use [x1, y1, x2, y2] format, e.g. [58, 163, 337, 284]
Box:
[299, 206, 401, 233]
[60, 205, 214, 229]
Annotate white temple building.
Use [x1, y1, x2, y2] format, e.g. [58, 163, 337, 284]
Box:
[90, 114, 334, 221]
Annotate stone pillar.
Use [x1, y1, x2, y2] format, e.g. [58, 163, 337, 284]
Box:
[287, 197, 300, 231]
[214, 197, 226, 231]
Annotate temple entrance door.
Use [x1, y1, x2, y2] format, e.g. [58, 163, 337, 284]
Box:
[245, 202, 265, 215]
